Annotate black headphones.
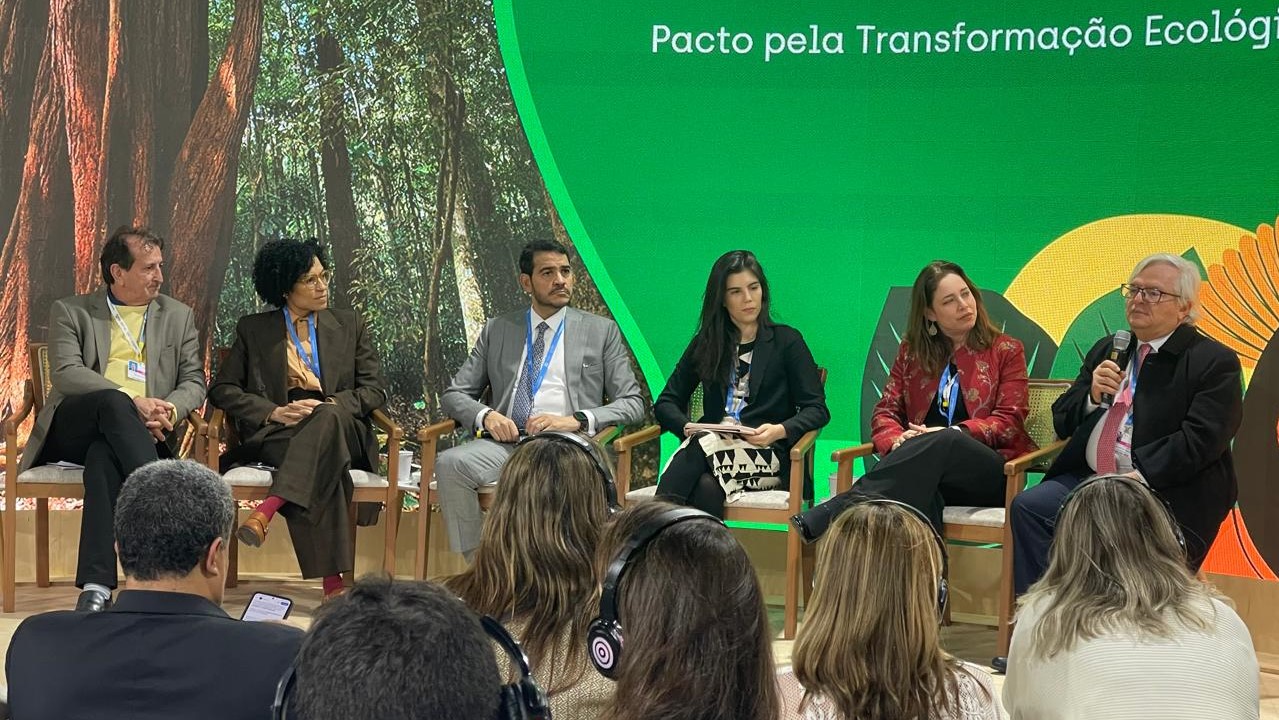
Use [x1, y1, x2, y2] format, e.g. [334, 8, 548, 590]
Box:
[848, 498, 949, 619]
[586, 506, 724, 679]
[516, 430, 620, 513]
[271, 611, 551, 720]
[1057, 473, 1187, 554]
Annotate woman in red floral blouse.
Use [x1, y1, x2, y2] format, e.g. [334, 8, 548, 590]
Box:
[795, 260, 1034, 537]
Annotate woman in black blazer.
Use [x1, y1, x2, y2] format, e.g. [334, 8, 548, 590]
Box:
[209, 239, 387, 602]
[654, 250, 829, 517]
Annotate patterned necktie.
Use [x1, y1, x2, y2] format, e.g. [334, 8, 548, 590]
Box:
[1095, 342, 1152, 474]
[511, 321, 549, 429]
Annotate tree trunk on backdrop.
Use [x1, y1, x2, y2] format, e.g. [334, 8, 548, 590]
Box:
[0, 0, 49, 237]
[165, 0, 264, 361]
[315, 28, 362, 309]
[0, 31, 73, 412]
[458, 126, 522, 318]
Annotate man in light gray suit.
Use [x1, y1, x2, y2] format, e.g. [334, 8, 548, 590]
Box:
[438, 239, 646, 560]
[23, 226, 205, 611]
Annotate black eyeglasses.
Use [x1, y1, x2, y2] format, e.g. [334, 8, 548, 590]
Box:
[1119, 283, 1179, 304]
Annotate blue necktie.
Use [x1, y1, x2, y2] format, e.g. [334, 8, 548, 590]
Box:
[511, 321, 548, 429]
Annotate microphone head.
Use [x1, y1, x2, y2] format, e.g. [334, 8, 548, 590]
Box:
[1113, 329, 1132, 351]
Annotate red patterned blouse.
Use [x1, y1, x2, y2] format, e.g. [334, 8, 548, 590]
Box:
[870, 334, 1036, 461]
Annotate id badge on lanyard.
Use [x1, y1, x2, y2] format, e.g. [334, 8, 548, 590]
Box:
[109, 298, 148, 382]
[938, 363, 960, 427]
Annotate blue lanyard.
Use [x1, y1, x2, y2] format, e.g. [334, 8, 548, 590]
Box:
[284, 307, 321, 382]
[525, 310, 565, 397]
[937, 363, 960, 426]
[1123, 346, 1148, 426]
[724, 350, 751, 422]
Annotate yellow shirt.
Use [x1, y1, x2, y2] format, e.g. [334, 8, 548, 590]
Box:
[285, 313, 322, 391]
[103, 303, 148, 398]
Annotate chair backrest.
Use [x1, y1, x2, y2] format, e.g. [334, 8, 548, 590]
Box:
[1025, 378, 1073, 468]
[28, 343, 51, 414]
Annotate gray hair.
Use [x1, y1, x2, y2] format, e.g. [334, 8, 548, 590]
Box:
[1129, 253, 1200, 323]
[115, 459, 236, 581]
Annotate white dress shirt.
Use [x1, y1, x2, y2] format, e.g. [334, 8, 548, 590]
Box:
[1084, 330, 1173, 476]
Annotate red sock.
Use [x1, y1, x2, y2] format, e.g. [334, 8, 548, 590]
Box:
[322, 574, 345, 596]
[255, 495, 286, 522]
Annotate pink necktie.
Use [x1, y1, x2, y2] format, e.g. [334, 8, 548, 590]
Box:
[1095, 343, 1151, 474]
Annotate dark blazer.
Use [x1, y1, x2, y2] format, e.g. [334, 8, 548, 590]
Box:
[209, 307, 387, 472]
[655, 323, 829, 450]
[1046, 324, 1243, 561]
[5, 590, 303, 720]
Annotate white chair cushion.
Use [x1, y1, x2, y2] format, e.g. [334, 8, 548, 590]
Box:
[18, 466, 85, 484]
[223, 466, 411, 491]
[943, 505, 1006, 528]
[424, 480, 497, 495]
[625, 485, 791, 511]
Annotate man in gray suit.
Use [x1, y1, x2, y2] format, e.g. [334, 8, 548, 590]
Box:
[23, 226, 205, 611]
[438, 239, 646, 560]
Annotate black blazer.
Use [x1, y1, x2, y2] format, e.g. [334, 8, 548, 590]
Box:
[655, 323, 830, 450]
[1046, 324, 1243, 561]
[209, 307, 387, 472]
[5, 590, 303, 720]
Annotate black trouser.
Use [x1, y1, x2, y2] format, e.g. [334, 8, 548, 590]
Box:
[797, 429, 1005, 538]
[654, 442, 728, 519]
[224, 403, 366, 578]
[39, 390, 165, 589]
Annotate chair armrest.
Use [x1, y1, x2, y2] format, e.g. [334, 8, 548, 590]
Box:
[612, 424, 661, 452]
[789, 428, 820, 462]
[787, 427, 823, 513]
[830, 442, 875, 495]
[371, 409, 403, 440]
[186, 409, 207, 436]
[592, 425, 619, 445]
[1003, 439, 1068, 476]
[417, 418, 459, 444]
[2, 380, 34, 438]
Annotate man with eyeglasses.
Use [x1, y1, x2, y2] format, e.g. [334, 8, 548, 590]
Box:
[994, 253, 1243, 671]
[20, 226, 206, 613]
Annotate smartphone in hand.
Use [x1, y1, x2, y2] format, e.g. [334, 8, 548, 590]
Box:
[240, 591, 293, 622]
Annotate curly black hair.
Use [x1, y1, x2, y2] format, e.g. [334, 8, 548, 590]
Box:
[252, 238, 329, 307]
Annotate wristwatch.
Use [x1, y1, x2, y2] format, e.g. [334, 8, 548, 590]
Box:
[573, 411, 589, 432]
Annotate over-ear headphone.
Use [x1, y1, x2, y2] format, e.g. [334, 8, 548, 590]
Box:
[1057, 473, 1187, 555]
[271, 610, 551, 720]
[848, 498, 949, 619]
[517, 430, 620, 513]
[586, 506, 724, 679]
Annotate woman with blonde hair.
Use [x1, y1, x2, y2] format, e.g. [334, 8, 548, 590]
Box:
[444, 432, 615, 718]
[590, 500, 779, 720]
[1004, 474, 1258, 719]
[781, 499, 1002, 720]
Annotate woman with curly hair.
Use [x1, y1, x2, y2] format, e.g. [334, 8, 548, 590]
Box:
[209, 238, 387, 601]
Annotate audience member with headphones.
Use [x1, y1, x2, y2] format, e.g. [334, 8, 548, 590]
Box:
[587, 501, 779, 720]
[273, 576, 551, 720]
[780, 497, 1002, 720]
[1003, 474, 1258, 720]
[445, 432, 618, 719]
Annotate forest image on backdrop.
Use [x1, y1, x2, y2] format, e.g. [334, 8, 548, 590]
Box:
[0, 0, 651, 448]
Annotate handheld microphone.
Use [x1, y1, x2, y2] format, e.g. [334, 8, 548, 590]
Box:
[1099, 330, 1133, 409]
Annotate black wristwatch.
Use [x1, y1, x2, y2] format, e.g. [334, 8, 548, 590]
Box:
[573, 411, 589, 432]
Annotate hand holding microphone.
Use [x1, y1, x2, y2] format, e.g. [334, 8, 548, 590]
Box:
[1093, 330, 1132, 408]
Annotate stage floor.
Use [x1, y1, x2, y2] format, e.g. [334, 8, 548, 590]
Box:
[0, 579, 1274, 717]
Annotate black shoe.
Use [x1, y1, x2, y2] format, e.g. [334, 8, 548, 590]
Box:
[74, 589, 111, 613]
[990, 655, 1007, 674]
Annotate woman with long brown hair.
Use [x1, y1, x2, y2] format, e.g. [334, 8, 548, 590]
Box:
[592, 500, 779, 720]
[782, 500, 1001, 720]
[795, 260, 1033, 538]
[444, 432, 615, 718]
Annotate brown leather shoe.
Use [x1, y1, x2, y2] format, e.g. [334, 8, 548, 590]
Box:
[236, 511, 270, 548]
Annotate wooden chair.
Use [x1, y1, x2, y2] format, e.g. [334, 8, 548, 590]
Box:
[0, 343, 208, 612]
[201, 349, 408, 587]
[830, 378, 1073, 656]
[612, 369, 828, 641]
[411, 418, 618, 580]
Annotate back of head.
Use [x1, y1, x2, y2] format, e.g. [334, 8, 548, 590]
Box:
[115, 460, 235, 581]
[445, 435, 610, 689]
[290, 577, 500, 720]
[793, 501, 960, 720]
[597, 501, 778, 720]
[1022, 474, 1215, 658]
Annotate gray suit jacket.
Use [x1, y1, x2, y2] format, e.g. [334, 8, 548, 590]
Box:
[441, 307, 646, 431]
[21, 290, 206, 471]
